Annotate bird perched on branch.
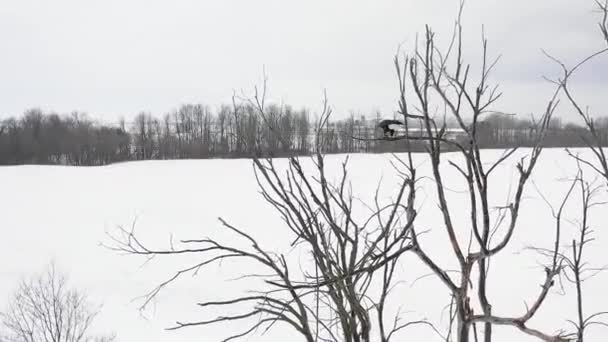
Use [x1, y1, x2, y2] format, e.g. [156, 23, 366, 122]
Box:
[377, 119, 404, 138]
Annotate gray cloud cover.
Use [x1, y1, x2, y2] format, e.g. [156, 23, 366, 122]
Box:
[0, 0, 605, 121]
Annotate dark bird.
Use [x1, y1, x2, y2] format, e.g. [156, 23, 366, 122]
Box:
[377, 119, 404, 137]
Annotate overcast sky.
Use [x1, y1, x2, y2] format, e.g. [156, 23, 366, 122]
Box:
[0, 0, 606, 122]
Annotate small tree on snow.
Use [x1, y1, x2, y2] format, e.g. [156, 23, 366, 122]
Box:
[0, 264, 115, 342]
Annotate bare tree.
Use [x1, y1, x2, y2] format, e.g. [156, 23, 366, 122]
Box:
[0, 264, 115, 342]
[105, 89, 440, 342]
[535, 5, 608, 340]
[528, 161, 608, 342]
[561, 168, 607, 342]
[544, 1, 608, 179]
[355, 2, 572, 341]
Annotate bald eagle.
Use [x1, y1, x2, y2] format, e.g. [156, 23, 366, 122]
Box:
[377, 119, 404, 138]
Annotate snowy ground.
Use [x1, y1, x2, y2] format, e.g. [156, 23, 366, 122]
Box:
[1, 148, 607, 341]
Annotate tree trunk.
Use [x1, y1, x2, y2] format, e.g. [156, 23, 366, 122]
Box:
[457, 319, 470, 342]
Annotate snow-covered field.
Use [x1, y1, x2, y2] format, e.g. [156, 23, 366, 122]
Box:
[1, 149, 607, 341]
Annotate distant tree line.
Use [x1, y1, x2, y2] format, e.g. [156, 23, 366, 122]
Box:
[0, 105, 606, 165]
[476, 113, 608, 148]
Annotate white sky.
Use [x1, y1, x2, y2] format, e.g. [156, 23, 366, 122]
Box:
[0, 0, 606, 122]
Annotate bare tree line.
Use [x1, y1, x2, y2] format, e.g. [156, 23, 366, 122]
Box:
[1, 101, 608, 166]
